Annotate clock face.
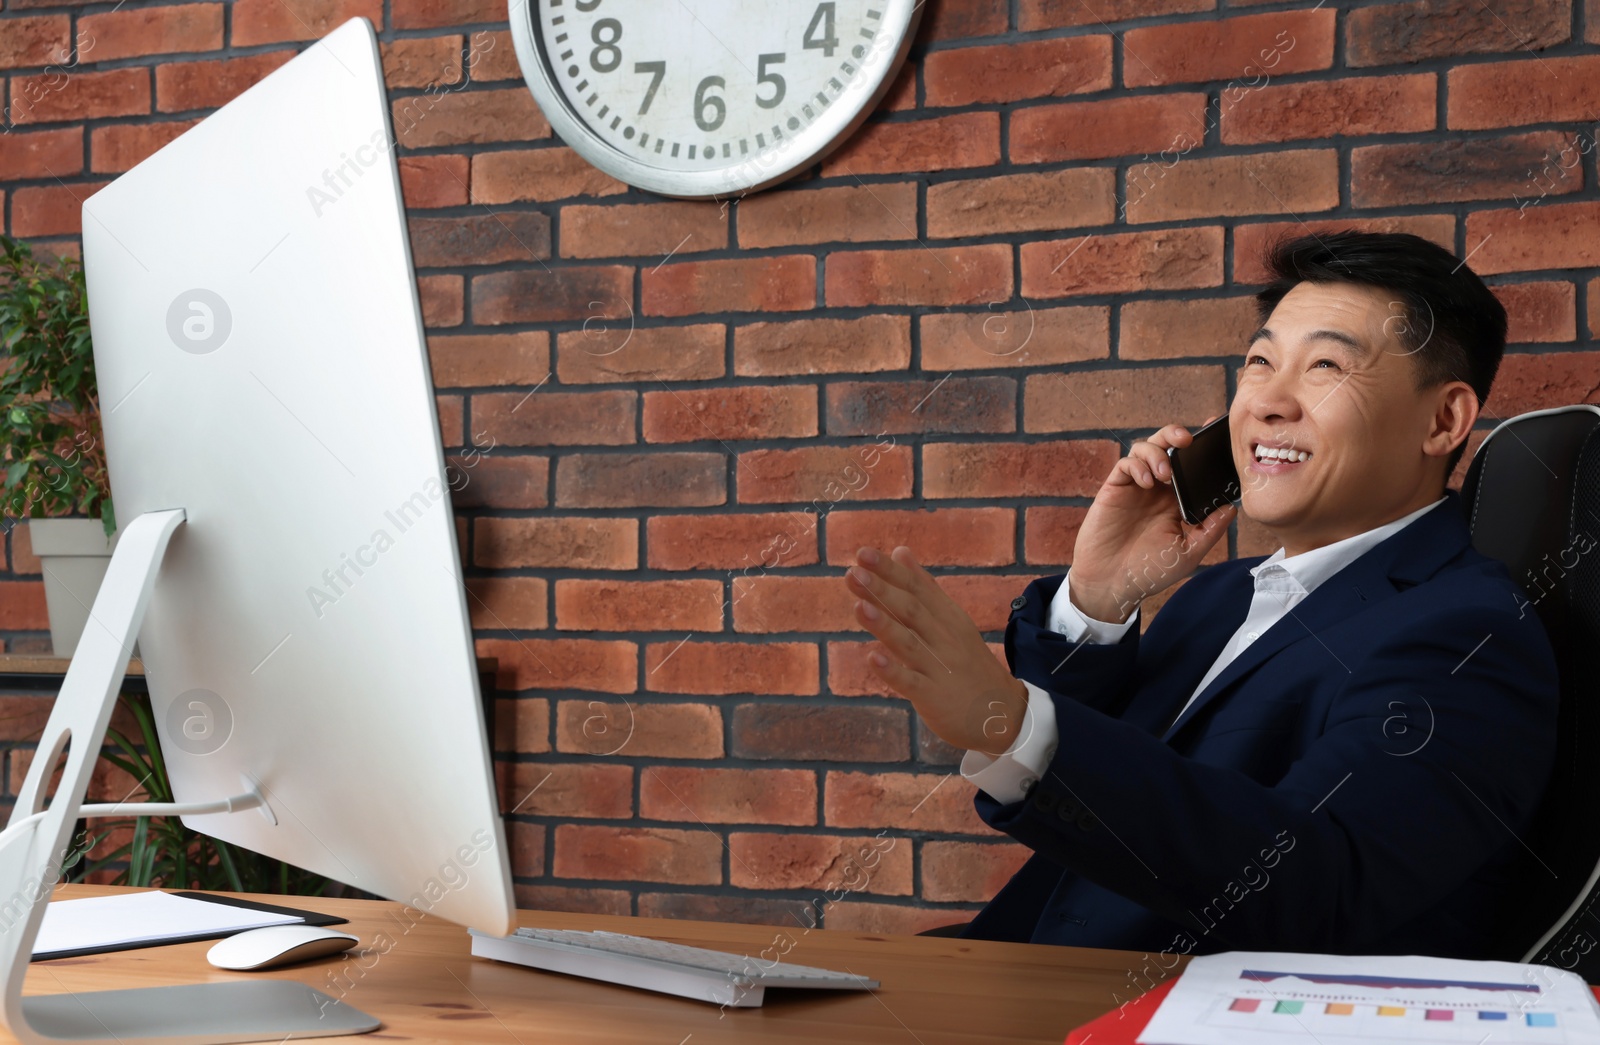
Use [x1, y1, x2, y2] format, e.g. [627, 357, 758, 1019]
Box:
[507, 0, 921, 198]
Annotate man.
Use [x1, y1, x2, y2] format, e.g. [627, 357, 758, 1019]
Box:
[845, 230, 1559, 959]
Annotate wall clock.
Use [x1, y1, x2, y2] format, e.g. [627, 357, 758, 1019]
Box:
[507, 0, 923, 199]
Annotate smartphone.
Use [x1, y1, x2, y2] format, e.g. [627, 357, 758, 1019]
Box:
[1166, 414, 1241, 526]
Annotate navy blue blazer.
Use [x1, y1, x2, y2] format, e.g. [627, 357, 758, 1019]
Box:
[964, 488, 1560, 959]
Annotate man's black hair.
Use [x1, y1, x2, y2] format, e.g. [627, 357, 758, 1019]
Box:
[1253, 229, 1507, 479]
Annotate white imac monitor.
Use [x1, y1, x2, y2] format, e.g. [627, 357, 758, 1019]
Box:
[0, 17, 514, 1044]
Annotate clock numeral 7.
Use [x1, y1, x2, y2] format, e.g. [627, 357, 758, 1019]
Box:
[804, 2, 838, 57]
[634, 60, 665, 115]
[756, 52, 785, 109]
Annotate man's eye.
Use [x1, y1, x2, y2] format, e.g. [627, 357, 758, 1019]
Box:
[1246, 354, 1267, 365]
[1313, 359, 1339, 369]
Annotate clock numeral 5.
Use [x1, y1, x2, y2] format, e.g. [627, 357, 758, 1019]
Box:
[634, 60, 665, 114]
[756, 52, 786, 109]
[804, 2, 839, 58]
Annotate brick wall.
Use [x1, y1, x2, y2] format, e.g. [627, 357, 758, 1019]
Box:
[2, 0, 1599, 929]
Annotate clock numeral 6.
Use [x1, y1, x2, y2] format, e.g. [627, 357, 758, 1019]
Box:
[694, 75, 726, 131]
[590, 17, 622, 73]
[804, 2, 839, 57]
[756, 52, 786, 109]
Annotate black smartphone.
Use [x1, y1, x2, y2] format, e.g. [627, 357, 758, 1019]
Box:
[1166, 414, 1241, 526]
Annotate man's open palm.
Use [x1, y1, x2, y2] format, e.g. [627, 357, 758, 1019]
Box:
[846, 545, 1028, 757]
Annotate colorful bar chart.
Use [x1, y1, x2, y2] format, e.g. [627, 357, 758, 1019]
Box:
[1137, 951, 1600, 1045]
[1222, 996, 1561, 1027]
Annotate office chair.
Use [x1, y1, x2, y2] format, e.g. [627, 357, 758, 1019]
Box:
[1463, 404, 1600, 973]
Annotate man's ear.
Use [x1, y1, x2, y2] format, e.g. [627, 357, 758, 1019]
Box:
[1424, 381, 1478, 461]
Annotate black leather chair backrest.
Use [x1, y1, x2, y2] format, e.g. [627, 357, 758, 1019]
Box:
[1460, 404, 1600, 971]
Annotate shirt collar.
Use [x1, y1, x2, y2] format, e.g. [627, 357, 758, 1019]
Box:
[1248, 494, 1450, 596]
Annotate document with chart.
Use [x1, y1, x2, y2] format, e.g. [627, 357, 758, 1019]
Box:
[1138, 951, 1600, 1044]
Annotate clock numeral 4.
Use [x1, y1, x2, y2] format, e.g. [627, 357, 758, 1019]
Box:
[804, 2, 838, 58]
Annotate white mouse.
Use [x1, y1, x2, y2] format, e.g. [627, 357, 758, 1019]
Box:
[206, 924, 359, 971]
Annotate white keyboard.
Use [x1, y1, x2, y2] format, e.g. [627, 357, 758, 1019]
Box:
[468, 926, 879, 1007]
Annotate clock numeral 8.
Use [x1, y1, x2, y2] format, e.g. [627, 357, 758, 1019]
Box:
[590, 17, 622, 73]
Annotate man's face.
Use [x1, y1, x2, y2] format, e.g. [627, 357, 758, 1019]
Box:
[1229, 280, 1450, 552]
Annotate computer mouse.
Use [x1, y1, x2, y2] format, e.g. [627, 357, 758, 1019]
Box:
[206, 925, 359, 971]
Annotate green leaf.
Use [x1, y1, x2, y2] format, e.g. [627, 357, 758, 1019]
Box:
[125, 695, 172, 802]
[128, 816, 149, 887]
[0, 235, 108, 515]
[215, 841, 245, 893]
[95, 750, 147, 788]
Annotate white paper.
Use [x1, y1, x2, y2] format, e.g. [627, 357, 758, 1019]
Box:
[34, 890, 302, 956]
[1139, 951, 1600, 1045]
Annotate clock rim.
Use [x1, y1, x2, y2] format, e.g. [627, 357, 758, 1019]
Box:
[506, 0, 923, 200]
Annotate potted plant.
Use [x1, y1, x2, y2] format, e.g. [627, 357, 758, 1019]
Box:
[0, 234, 118, 657]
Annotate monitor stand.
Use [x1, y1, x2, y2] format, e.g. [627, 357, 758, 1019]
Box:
[0, 509, 380, 1043]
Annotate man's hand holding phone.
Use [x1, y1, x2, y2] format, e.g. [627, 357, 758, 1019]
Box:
[1066, 414, 1238, 625]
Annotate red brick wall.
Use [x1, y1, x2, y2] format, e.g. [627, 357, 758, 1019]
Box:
[3, 0, 1599, 929]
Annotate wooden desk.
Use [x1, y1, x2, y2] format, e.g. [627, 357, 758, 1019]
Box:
[26, 884, 1171, 1044]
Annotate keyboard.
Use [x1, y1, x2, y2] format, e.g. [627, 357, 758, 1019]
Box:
[468, 926, 880, 1007]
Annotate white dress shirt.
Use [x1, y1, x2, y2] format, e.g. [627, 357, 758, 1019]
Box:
[961, 495, 1450, 804]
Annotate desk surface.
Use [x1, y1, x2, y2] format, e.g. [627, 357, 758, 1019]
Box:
[25, 883, 1169, 1044]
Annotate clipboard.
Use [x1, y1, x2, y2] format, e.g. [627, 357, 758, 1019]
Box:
[1062, 977, 1600, 1044]
[33, 890, 348, 962]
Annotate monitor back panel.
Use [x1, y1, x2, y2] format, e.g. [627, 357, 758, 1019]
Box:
[80, 18, 514, 933]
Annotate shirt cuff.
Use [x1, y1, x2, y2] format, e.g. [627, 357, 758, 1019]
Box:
[1048, 570, 1139, 644]
[960, 680, 1060, 805]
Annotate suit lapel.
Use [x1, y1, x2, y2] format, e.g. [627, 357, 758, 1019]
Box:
[1121, 571, 1257, 736]
[1158, 491, 1472, 743]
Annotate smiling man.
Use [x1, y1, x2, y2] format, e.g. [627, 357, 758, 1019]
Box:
[845, 230, 1560, 960]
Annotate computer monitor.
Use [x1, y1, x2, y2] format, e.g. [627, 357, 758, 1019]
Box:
[0, 17, 514, 1043]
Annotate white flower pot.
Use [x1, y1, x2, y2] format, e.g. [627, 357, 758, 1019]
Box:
[28, 518, 138, 659]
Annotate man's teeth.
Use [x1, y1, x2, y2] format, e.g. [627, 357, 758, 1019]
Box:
[1254, 444, 1310, 463]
